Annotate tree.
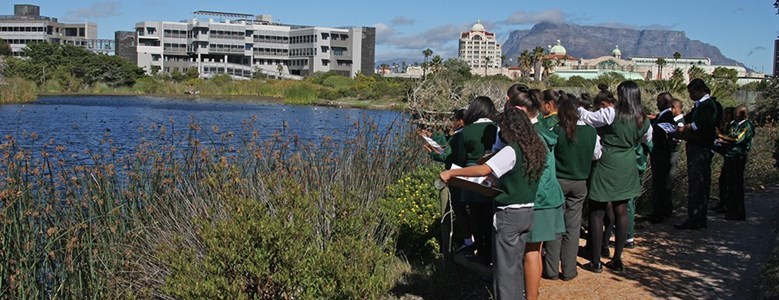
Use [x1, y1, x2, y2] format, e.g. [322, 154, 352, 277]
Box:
[0, 38, 11, 56]
[673, 51, 681, 69]
[379, 63, 390, 76]
[531, 46, 546, 81]
[276, 63, 283, 79]
[688, 65, 706, 80]
[185, 67, 200, 79]
[709, 67, 739, 100]
[500, 55, 507, 67]
[483, 56, 491, 76]
[518, 50, 533, 79]
[655, 57, 667, 80]
[430, 55, 443, 73]
[541, 58, 555, 79]
[755, 77, 779, 123]
[171, 69, 185, 82]
[422, 48, 433, 77]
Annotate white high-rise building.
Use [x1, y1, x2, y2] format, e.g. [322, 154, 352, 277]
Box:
[135, 11, 375, 79]
[458, 20, 502, 70]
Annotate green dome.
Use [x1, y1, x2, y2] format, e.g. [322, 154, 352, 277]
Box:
[549, 40, 566, 55]
[612, 45, 622, 56]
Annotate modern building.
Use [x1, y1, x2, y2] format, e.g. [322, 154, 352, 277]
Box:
[458, 20, 502, 73]
[115, 31, 137, 63]
[135, 11, 375, 79]
[774, 37, 778, 77]
[0, 4, 113, 55]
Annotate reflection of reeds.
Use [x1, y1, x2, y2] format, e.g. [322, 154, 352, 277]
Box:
[0, 115, 426, 298]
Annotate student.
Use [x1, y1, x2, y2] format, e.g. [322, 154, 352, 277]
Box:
[450, 96, 498, 263]
[439, 108, 547, 300]
[675, 79, 721, 230]
[540, 89, 561, 129]
[422, 108, 476, 253]
[648, 94, 683, 223]
[715, 104, 756, 220]
[507, 88, 564, 300]
[542, 97, 601, 281]
[578, 81, 652, 272]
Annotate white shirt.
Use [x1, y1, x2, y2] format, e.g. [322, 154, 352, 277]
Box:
[578, 106, 652, 143]
[484, 146, 534, 209]
[491, 115, 540, 153]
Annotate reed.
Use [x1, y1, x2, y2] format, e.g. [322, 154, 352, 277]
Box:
[0, 114, 428, 298]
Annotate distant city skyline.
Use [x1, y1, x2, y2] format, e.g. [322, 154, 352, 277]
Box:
[2, 0, 777, 73]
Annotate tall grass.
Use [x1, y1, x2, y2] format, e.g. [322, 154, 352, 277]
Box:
[0, 78, 37, 104]
[0, 115, 427, 298]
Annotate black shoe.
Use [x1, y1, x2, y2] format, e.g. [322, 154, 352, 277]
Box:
[605, 260, 624, 272]
[582, 261, 603, 273]
[724, 214, 745, 221]
[601, 247, 610, 258]
[674, 220, 706, 230]
[624, 241, 635, 249]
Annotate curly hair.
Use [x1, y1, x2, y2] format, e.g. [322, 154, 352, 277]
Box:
[497, 109, 547, 181]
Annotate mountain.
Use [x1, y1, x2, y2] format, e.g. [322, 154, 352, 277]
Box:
[502, 22, 744, 67]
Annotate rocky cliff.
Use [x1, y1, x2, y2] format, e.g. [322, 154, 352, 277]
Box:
[502, 22, 743, 67]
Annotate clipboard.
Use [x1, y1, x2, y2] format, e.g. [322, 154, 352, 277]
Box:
[447, 164, 504, 197]
[422, 136, 445, 154]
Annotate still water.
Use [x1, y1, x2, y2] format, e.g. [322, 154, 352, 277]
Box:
[0, 95, 404, 160]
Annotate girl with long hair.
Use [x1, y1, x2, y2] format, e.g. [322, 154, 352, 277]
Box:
[541, 97, 601, 281]
[440, 108, 547, 300]
[503, 87, 565, 300]
[580, 81, 652, 272]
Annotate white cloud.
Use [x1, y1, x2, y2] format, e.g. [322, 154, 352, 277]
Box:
[502, 9, 567, 25]
[390, 16, 415, 26]
[373, 23, 396, 44]
[65, 1, 121, 21]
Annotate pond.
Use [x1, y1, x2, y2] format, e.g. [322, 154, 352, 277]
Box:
[0, 95, 405, 161]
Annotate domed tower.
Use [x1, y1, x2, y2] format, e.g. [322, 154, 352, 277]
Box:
[458, 20, 502, 72]
[549, 40, 567, 56]
[612, 45, 622, 59]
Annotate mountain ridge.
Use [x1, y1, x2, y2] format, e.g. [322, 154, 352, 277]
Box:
[502, 22, 743, 67]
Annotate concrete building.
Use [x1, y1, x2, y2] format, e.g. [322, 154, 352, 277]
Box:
[115, 31, 137, 63]
[544, 41, 763, 84]
[135, 11, 375, 79]
[0, 4, 112, 55]
[458, 20, 502, 74]
[774, 37, 778, 77]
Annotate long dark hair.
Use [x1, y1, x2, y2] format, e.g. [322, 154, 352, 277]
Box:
[496, 109, 547, 181]
[541, 89, 561, 105]
[616, 80, 646, 128]
[557, 98, 579, 142]
[463, 96, 497, 125]
[594, 84, 616, 108]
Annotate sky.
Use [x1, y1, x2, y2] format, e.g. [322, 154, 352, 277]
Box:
[3, 0, 777, 73]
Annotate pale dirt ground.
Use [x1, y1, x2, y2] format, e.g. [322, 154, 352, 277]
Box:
[397, 185, 779, 299]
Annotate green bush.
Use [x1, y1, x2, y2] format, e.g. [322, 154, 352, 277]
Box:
[283, 82, 318, 104]
[380, 163, 443, 260]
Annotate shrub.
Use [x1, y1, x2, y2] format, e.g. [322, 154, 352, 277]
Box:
[380, 163, 443, 261]
[283, 82, 318, 104]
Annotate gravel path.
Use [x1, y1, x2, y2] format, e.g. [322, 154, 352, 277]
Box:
[539, 185, 779, 299]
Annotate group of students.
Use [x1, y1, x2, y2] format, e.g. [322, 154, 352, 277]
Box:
[425, 78, 756, 299]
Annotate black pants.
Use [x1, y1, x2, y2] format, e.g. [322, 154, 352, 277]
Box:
[686, 144, 714, 225]
[651, 150, 680, 217]
[719, 155, 747, 219]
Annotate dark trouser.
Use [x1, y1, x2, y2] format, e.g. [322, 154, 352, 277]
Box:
[720, 155, 747, 219]
[469, 200, 493, 263]
[493, 207, 533, 300]
[686, 143, 714, 225]
[651, 150, 680, 217]
[543, 179, 586, 279]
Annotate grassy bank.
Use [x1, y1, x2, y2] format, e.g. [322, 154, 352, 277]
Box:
[0, 77, 37, 104]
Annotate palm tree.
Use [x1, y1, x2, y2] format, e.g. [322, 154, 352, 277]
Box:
[687, 65, 706, 80]
[518, 50, 533, 79]
[379, 63, 390, 76]
[655, 57, 667, 80]
[531, 46, 546, 81]
[430, 55, 443, 73]
[541, 58, 555, 79]
[673, 51, 681, 70]
[422, 48, 433, 77]
[484, 56, 492, 77]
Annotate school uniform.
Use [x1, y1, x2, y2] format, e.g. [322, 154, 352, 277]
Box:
[453, 118, 497, 262]
[718, 119, 756, 220]
[542, 120, 600, 280]
[528, 118, 565, 243]
[485, 142, 537, 300]
[678, 95, 720, 229]
[544, 113, 559, 130]
[649, 108, 681, 220]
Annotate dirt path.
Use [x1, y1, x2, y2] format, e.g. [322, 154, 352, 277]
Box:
[539, 185, 779, 299]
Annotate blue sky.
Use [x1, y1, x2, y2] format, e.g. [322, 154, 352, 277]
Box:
[3, 1, 777, 73]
